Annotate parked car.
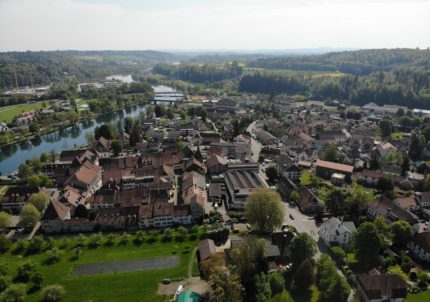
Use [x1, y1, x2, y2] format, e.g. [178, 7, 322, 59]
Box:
[162, 278, 171, 284]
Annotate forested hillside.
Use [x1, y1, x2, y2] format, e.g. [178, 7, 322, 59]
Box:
[0, 50, 180, 89]
[153, 61, 243, 83]
[240, 49, 430, 109]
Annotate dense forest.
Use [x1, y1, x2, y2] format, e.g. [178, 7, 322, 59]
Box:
[0, 50, 180, 89]
[248, 49, 430, 75]
[152, 62, 243, 83]
[239, 71, 430, 109]
[240, 49, 430, 109]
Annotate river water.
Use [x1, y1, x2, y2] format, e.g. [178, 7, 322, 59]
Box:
[0, 105, 146, 175]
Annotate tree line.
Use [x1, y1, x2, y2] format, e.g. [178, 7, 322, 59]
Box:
[153, 61, 243, 83]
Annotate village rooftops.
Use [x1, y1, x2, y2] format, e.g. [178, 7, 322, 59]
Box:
[68, 161, 102, 186]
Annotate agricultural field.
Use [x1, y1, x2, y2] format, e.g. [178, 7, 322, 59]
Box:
[0, 230, 201, 302]
[0, 102, 45, 123]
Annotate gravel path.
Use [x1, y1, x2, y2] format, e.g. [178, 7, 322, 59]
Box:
[72, 255, 179, 276]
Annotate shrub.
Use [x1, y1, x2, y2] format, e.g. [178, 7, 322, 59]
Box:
[0, 283, 26, 302]
[87, 234, 102, 249]
[0, 275, 11, 293]
[13, 240, 29, 255]
[31, 272, 44, 290]
[42, 284, 65, 302]
[26, 235, 46, 254]
[15, 261, 36, 282]
[46, 248, 62, 264]
[119, 232, 128, 245]
[105, 234, 115, 247]
[0, 235, 11, 253]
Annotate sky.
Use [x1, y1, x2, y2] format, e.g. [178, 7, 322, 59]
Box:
[0, 0, 429, 51]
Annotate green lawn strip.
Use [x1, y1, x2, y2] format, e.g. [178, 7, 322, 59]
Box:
[406, 290, 430, 302]
[0, 234, 198, 302]
[0, 102, 45, 123]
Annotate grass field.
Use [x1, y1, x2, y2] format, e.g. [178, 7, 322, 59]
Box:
[406, 290, 430, 302]
[0, 232, 200, 302]
[0, 102, 45, 123]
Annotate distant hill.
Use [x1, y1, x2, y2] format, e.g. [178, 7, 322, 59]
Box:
[0, 50, 182, 89]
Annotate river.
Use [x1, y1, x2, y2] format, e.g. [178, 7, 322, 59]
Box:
[0, 105, 146, 175]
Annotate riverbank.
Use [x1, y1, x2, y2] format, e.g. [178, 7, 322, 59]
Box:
[0, 100, 151, 149]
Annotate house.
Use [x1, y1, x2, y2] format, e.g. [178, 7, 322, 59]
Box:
[93, 136, 111, 158]
[297, 188, 324, 214]
[277, 154, 301, 181]
[357, 272, 408, 302]
[409, 232, 430, 263]
[197, 239, 216, 264]
[393, 196, 420, 212]
[319, 217, 356, 248]
[367, 196, 419, 224]
[0, 186, 49, 212]
[315, 159, 353, 182]
[416, 192, 430, 208]
[254, 129, 279, 145]
[205, 155, 228, 176]
[377, 142, 397, 158]
[65, 161, 102, 197]
[182, 172, 208, 220]
[41, 199, 71, 234]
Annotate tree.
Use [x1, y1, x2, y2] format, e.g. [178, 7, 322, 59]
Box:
[46, 248, 62, 263]
[28, 192, 49, 212]
[265, 166, 280, 183]
[377, 175, 395, 191]
[0, 283, 27, 302]
[390, 221, 412, 249]
[154, 104, 166, 117]
[347, 185, 372, 221]
[290, 233, 317, 268]
[269, 272, 284, 296]
[42, 284, 65, 302]
[401, 154, 410, 176]
[31, 272, 44, 290]
[373, 216, 390, 238]
[129, 122, 141, 147]
[18, 204, 41, 231]
[379, 119, 393, 137]
[326, 189, 346, 216]
[17, 163, 32, 179]
[323, 144, 338, 162]
[294, 258, 315, 292]
[244, 188, 284, 233]
[316, 254, 350, 302]
[330, 246, 346, 265]
[111, 140, 122, 156]
[208, 269, 243, 302]
[0, 212, 11, 229]
[94, 124, 113, 140]
[123, 117, 134, 134]
[228, 237, 267, 297]
[254, 273, 271, 302]
[409, 134, 424, 161]
[352, 222, 383, 266]
[40, 153, 49, 162]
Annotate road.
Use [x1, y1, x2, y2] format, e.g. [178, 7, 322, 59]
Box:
[246, 121, 262, 162]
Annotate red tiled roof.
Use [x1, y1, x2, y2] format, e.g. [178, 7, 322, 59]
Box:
[315, 159, 353, 173]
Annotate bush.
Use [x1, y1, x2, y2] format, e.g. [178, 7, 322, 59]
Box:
[46, 248, 62, 264]
[31, 272, 44, 290]
[119, 232, 128, 245]
[15, 261, 36, 282]
[26, 236, 46, 255]
[330, 246, 346, 265]
[13, 240, 29, 255]
[42, 284, 65, 302]
[269, 272, 285, 295]
[0, 275, 11, 292]
[76, 234, 87, 248]
[105, 234, 115, 247]
[88, 234, 102, 249]
[0, 235, 11, 253]
[0, 283, 26, 302]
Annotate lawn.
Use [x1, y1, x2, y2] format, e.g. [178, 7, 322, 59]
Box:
[0, 232, 200, 302]
[0, 102, 45, 123]
[406, 289, 430, 302]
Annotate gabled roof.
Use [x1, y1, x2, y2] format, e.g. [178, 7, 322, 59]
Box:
[315, 159, 354, 173]
[198, 239, 216, 261]
[67, 161, 102, 186]
[42, 199, 70, 221]
[358, 274, 407, 300]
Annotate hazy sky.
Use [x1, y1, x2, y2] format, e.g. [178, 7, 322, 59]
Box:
[0, 0, 429, 51]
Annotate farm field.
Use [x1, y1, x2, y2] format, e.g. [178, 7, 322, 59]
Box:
[0, 231, 201, 302]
